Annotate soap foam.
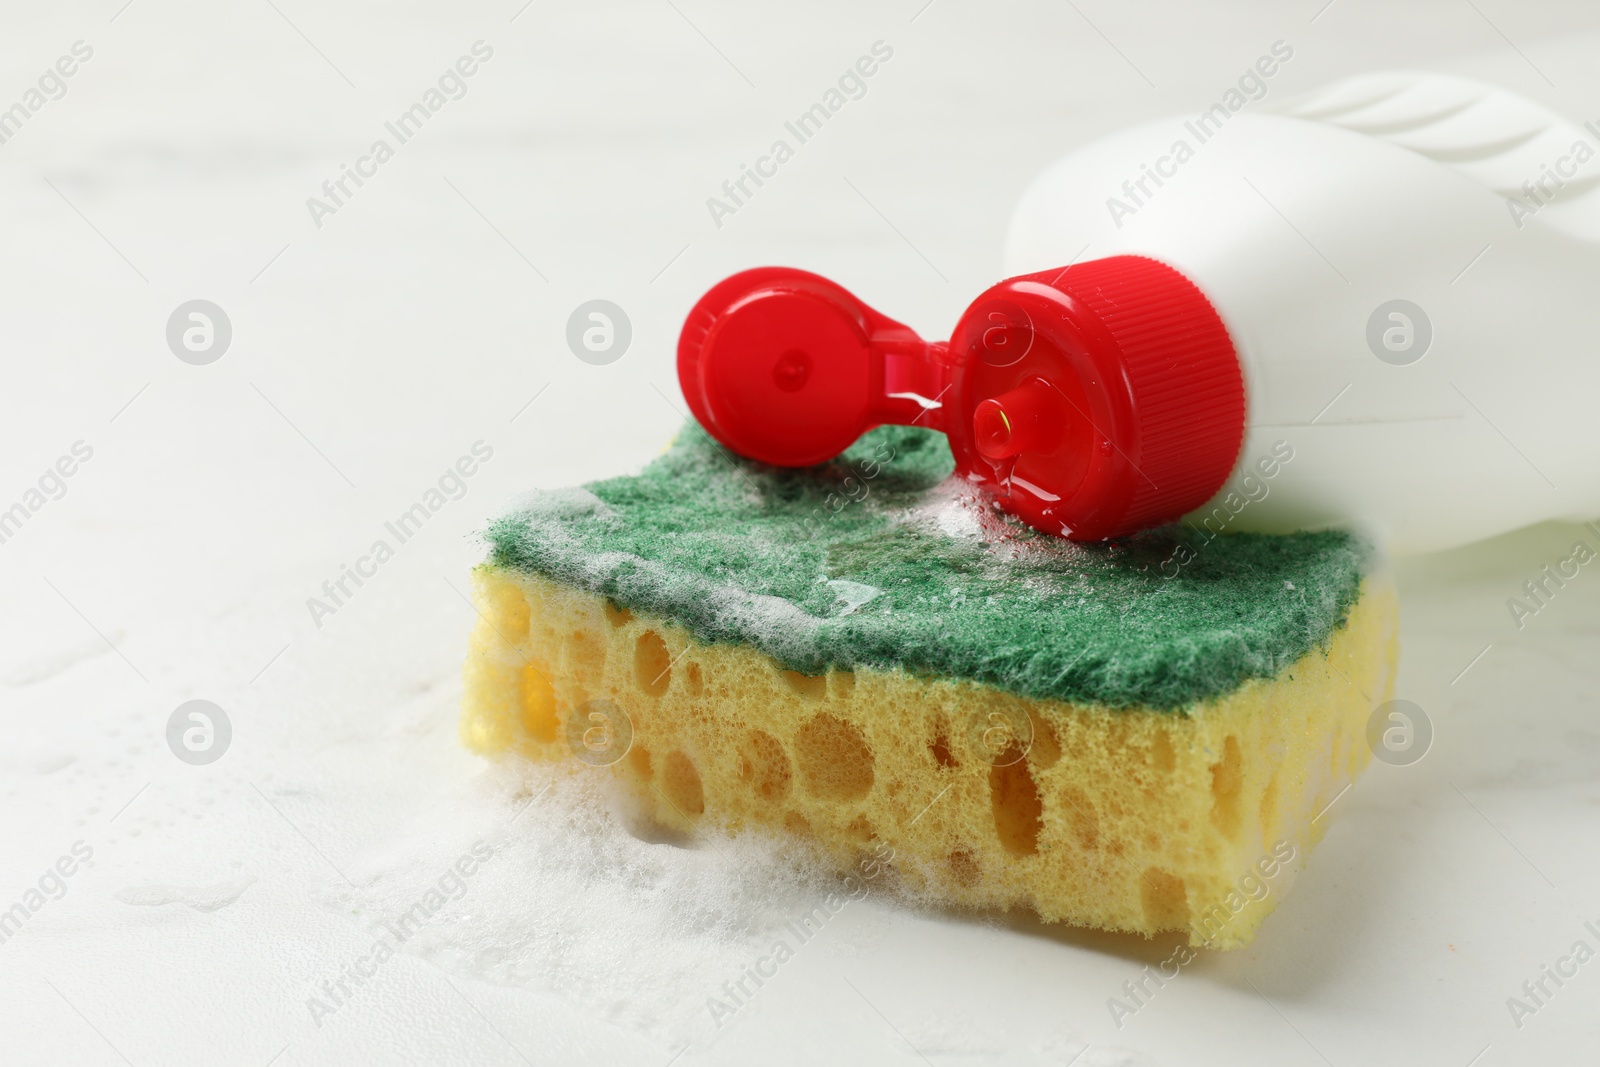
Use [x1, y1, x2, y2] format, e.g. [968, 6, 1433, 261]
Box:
[900, 475, 1092, 570]
[325, 758, 887, 1051]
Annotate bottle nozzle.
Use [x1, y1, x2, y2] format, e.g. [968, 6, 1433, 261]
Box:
[973, 379, 1066, 460]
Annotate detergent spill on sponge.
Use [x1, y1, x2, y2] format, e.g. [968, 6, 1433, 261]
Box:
[462, 424, 1397, 948]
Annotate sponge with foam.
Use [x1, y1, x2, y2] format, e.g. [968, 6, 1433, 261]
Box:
[461, 424, 1397, 948]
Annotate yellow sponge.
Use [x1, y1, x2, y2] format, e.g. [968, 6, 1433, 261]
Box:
[462, 565, 1397, 949]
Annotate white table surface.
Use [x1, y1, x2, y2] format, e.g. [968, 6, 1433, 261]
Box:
[4, 2, 1599, 1064]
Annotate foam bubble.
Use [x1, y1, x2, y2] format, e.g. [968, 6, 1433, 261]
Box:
[825, 579, 882, 616]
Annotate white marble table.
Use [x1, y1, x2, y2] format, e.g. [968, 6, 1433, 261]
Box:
[3, 1, 1599, 1063]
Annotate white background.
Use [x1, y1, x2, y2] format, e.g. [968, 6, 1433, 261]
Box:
[2, 1, 1599, 1064]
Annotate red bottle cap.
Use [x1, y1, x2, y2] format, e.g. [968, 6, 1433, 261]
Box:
[677, 256, 1245, 541]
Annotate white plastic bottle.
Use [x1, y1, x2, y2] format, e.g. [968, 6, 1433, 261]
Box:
[1004, 67, 1600, 554]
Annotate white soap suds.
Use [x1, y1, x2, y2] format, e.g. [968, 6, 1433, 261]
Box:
[326, 759, 895, 1052]
[508, 486, 611, 521]
[900, 477, 1092, 569]
[565, 546, 834, 654]
[718, 587, 827, 641]
[907, 478, 1005, 542]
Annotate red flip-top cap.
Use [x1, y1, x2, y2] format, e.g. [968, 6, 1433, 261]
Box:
[677, 266, 942, 467]
[677, 256, 1246, 541]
